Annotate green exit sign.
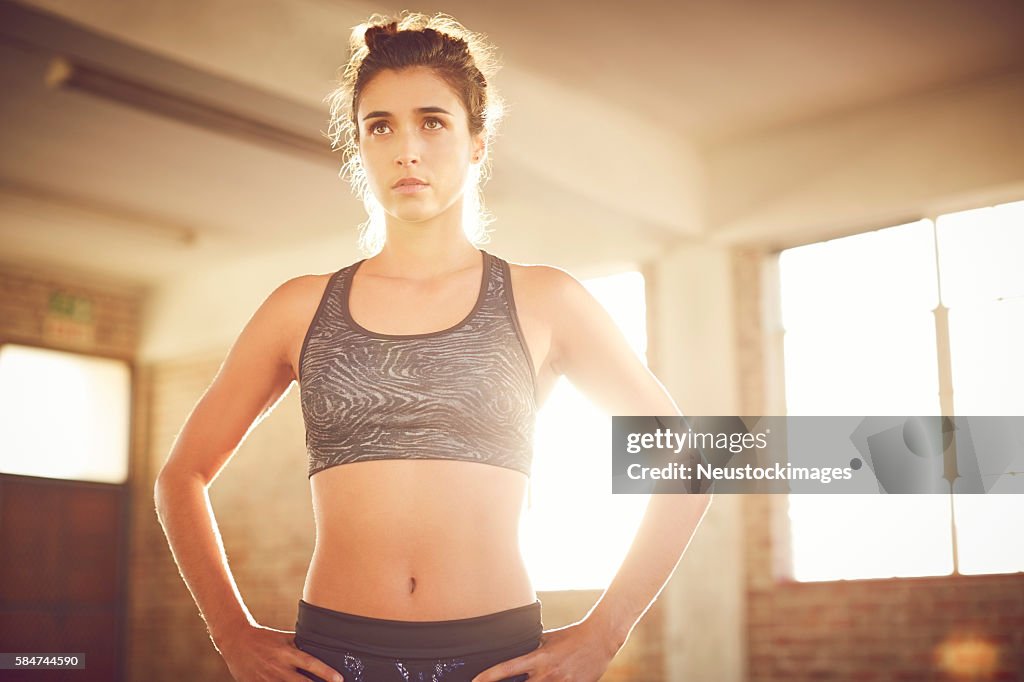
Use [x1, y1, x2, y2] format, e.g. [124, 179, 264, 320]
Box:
[48, 291, 94, 323]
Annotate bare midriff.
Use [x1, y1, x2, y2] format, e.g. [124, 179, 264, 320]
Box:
[301, 457, 537, 621]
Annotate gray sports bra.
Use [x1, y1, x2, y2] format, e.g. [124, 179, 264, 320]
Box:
[298, 249, 539, 479]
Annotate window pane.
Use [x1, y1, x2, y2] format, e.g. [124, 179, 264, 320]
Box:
[953, 494, 1024, 575]
[789, 494, 953, 581]
[944, 258, 1024, 573]
[779, 219, 938, 329]
[0, 344, 131, 484]
[782, 311, 940, 416]
[582, 272, 648, 356]
[948, 299, 1024, 416]
[522, 271, 650, 591]
[940, 199, 1024, 575]
[936, 199, 1024, 308]
[779, 220, 950, 581]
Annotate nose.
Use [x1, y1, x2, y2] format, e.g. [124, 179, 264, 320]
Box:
[394, 134, 421, 167]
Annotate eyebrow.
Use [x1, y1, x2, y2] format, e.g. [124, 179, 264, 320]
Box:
[361, 106, 453, 122]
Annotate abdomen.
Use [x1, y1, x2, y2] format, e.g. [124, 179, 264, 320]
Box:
[302, 459, 536, 620]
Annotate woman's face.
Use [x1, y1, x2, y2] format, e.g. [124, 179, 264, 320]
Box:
[356, 67, 483, 224]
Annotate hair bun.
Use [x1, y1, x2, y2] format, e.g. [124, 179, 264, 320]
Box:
[363, 22, 399, 52]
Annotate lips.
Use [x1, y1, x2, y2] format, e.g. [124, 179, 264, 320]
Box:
[393, 177, 428, 188]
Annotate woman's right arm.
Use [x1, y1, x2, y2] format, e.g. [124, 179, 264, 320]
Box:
[153, 277, 344, 682]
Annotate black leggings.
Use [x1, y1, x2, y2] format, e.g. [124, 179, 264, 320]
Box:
[294, 598, 543, 682]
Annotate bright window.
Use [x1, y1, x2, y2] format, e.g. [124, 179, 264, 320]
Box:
[0, 344, 131, 484]
[780, 199, 1024, 581]
[521, 270, 651, 591]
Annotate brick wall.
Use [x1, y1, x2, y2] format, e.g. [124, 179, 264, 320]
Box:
[745, 491, 1024, 682]
[0, 260, 143, 357]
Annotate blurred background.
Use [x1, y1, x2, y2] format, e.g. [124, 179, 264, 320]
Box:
[1, 0, 1022, 680]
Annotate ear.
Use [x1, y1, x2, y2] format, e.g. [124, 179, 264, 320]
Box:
[472, 133, 486, 163]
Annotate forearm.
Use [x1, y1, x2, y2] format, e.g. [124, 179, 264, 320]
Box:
[153, 472, 256, 649]
[583, 492, 712, 651]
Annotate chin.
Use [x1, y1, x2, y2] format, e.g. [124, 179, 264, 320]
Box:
[387, 206, 440, 223]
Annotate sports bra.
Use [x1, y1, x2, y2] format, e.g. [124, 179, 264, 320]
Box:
[297, 249, 539, 479]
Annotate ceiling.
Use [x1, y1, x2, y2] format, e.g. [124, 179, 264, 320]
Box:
[1, 0, 1022, 286]
[438, 0, 1024, 142]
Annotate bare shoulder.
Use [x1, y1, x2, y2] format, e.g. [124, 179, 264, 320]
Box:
[505, 261, 577, 300]
[504, 261, 580, 320]
[271, 271, 339, 381]
[504, 261, 588, 374]
[506, 260, 587, 309]
[261, 271, 332, 327]
[279, 270, 335, 303]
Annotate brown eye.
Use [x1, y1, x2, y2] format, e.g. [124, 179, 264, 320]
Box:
[425, 118, 444, 130]
[370, 121, 389, 135]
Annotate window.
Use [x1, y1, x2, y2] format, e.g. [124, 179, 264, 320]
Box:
[0, 344, 131, 484]
[520, 270, 651, 591]
[780, 199, 1024, 581]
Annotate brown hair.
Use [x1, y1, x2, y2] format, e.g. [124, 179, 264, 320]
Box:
[324, 11, 506, 255]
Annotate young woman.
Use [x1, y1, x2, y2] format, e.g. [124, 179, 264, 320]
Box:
[154, 11, 712, 682]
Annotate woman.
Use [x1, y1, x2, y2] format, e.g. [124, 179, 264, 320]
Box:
[154, 11, 712, 682]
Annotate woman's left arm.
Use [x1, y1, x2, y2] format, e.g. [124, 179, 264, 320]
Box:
[473, 267, 713, 682]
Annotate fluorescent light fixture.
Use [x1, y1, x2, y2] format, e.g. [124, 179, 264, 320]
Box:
[44, 56, 337, 166]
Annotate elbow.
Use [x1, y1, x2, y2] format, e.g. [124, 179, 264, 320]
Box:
[153, 470, 174, 510]
[153, 464, 173, 500]
[153, 466, 206, 503]
[152, 474, 168, 523]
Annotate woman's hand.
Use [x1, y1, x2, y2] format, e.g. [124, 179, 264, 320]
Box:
[470, 619, 621, 682]
[214, 623, 346, 682]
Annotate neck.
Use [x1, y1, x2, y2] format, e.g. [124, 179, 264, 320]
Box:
[375, 198, 480, 279]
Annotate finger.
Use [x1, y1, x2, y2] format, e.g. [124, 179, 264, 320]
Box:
[290, 651, 345, 682]
[315, 664, 345, 682]
[470, 652, 535, 682]
[285, 671, 328, 682]
[287, 637, 345, 682]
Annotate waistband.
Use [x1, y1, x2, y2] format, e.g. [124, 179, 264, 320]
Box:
[295, 598, 543, 659]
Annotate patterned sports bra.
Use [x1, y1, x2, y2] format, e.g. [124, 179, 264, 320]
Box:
[297, 249, 538, 479]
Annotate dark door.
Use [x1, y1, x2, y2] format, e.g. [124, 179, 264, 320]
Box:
[0, 474, 127, 681]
